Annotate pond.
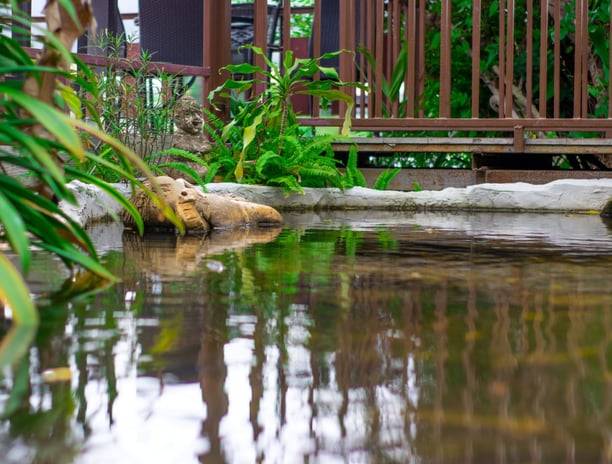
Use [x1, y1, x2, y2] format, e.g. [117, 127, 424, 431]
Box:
[1, 211, 611, 464]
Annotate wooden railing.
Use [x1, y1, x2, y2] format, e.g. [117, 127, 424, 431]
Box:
[238, 0, 612, 161]
[17, 1, 612, 162]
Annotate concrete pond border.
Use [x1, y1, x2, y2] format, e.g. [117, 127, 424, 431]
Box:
[60, 178, 612, 227]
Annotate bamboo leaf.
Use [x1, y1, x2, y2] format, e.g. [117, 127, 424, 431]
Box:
[65, 165, 145, 235]
[0, 254, 38, 325]
[0, 191, 30, 273]
[0, 326, 37, 369]
[1, 87, 84, 159]
[0, 123, 67, 187]
[36, 242, 118, 282]
[69, 118, 149, 177]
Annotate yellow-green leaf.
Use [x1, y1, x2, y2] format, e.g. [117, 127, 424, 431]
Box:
[235, 157, 244, 183]
[0, 254, 39, 326]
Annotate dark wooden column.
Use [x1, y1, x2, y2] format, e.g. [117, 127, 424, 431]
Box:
[14, 2, 32, 47]
[204, 0, 231, 119]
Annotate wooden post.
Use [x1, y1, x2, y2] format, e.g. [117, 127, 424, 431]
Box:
[204, 0, 231, 119]
[253, 0, 270, 96]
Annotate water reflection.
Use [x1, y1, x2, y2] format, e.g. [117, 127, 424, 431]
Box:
[0, 213, 611, 463]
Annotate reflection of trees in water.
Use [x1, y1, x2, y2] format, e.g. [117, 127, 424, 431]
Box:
[195, 230, 612, 463]
[2, 229, 610, 463]
[198, 294, 228, 464]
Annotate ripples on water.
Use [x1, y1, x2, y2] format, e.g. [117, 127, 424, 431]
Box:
[1, 212, 611, 464]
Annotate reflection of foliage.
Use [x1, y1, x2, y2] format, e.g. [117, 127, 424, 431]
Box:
[3, 222, 612, 461]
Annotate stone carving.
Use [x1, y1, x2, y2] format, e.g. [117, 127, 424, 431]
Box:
[121, 176, 283, 233]
[161, 96, 212, 182]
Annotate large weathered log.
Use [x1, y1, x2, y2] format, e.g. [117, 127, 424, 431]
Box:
[121, 176, 283, 233]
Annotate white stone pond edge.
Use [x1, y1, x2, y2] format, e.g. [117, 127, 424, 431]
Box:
[60, 178, 612, 227]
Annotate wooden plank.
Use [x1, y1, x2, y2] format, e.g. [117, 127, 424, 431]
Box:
[358, 168, 612, 191]
[331, 137, 612, 155]
[303, 117, 612, 132]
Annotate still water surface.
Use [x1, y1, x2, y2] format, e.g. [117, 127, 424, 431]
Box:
[1, 212, 611, 464]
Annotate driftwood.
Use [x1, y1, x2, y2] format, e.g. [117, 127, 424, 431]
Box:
[121, 176, 283, 233]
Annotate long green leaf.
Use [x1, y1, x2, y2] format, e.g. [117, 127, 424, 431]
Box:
[0, 153, 73, 204]
[304, 89, 354, 136]
[0, 254, 38, 325]
[0, 325, 37, 370]
[0, 122, 66, 186]
[0, 191, 30, 273]
[70, 118, 155, 180]
[388, 42, 408, 100]
[155, 162, 208, 190]
[1, 87, 84, 158]
[36, 242, 118, 282]
[1, 183, 98, 259]
[236, 112, 264, 181]
[68, 150, 183, 233]
[65, 165, 145, 234]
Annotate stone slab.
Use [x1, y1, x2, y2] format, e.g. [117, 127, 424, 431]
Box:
[206, 178, 612, 213]
[60, 178, 612, 227]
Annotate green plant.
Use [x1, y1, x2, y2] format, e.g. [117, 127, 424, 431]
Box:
[357, 42, 473, 170]
[341, 145, 400, 191]
[341, 144, 367, 188]
[208, 45, 358, 192]
[0, 1, 179, 320]
[78, 32, 203, 181]
[143, 147, 216, 188]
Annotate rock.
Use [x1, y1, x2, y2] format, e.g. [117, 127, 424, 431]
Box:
[120, 176, 183, 229]
[176, 188, 210, 233]
[121, 176, 283, 232]
[601, 199, 612, 218]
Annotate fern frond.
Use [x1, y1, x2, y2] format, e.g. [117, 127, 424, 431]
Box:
[267, 175, 304, 194]
[277, 134, 300, 156]
[299, 134, 336, 158]
[256, 151, 286, 179]
[204, 162, 222, 183]
[373, 167, 401, 191]
[342, 144, 366, 188]
[298, 164, 342, 188]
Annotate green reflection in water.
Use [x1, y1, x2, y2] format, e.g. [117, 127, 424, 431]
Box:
[0, 215, 611, 463]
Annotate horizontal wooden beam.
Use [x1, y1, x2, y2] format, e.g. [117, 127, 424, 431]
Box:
[304, 117, 612, 133]
[24, 47, 210, 77]
[332, 137, 612, 155]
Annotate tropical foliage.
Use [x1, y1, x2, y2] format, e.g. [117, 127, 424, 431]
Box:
[206, 45, 357, 193]
[77, 32, 211, 187]
[354, 0, 611, 169]
[0, 1, 177, 321]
